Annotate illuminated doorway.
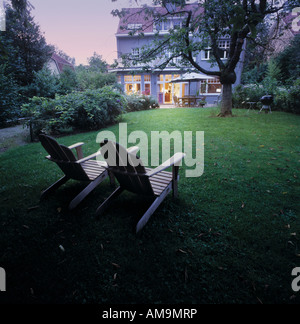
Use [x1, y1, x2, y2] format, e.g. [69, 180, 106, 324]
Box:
[157, 74, 188, 104]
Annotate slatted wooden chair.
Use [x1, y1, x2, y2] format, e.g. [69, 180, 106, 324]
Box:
[39, 134, 112, 210]
[96, 140, 186, 233]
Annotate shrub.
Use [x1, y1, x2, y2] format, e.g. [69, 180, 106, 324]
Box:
[22, 86, 126, 137]
[29, 67, 60, 99]
[275, 79, 300, 114]
[76, 69, 117, 91]
[125, 94, 159, 112]
[233, 84, 265, 109]
[233, 79, 300, 114]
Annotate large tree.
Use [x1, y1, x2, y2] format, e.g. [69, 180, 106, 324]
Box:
[113, 0, 299, 116]
[0, 0, 53, 86]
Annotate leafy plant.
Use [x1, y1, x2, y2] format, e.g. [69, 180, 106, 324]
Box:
[125, 94, 159, 112]
[22, 86, 126, 136]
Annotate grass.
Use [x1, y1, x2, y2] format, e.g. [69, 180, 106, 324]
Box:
[0, 108, 299, 304]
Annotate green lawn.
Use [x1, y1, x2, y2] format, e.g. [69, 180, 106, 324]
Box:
[0, 108, 300, 304]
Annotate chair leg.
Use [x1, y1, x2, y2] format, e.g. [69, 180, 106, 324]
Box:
[136, 184, 172, 233]
[69, 172, 108, 210]
[172, 166, 179, 198]
[96, 186, 124, 218]
[40, 176, 69, 200]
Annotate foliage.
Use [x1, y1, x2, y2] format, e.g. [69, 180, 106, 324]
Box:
[276, 34, 300, 85]
[0, 0, 53, 125]
[1, 1, 53, 86]
[28, 67, 60, 99]
[0, 64, 21, 126]
[87, 52, 108, 73]
[274, 79, 300, 114]
[262, 59, 283, 95]
[22, 87, 126, 136]
[125, 94, 160, 112]
[76, 69, 117, 91]
[233, 78, 300, 114]
[242, 64, 268, 84]
[57, 68, 79, 95]
[233, 84, 265, 109]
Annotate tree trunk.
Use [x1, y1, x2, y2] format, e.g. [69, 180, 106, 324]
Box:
[218, 83, 233, 117]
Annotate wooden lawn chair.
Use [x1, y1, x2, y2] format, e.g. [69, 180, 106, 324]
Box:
[39, 134, 112, 210]
[96, 140, 186, 233]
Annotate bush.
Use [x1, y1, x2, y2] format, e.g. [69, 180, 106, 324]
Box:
[22, 86, 126, 137]
[76, 69, 117, 91]
[233, 79, 300, 114]
[275, 79, 300, 114]
[125, 94, 159, 112]
[233, 84, 265, 109]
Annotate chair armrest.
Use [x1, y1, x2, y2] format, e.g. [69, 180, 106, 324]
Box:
[68, 142, 85, 150]
[127, 146, 139, 155]
[77, 151, 102, 164]
[146, 153, 186, 178]
[69, 142, 85, 160]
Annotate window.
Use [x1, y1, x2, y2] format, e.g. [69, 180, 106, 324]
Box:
[144, 75, 151, 82]
[154, 17, 184, 32]
[128, 24, 142, 30]
[131, 48, 140, 59]
[219, 40, 230, 59]
[202, 40, 230, 61]
[124, 75, 142, 95]
[200, 78, 222, 94]
[203, 48, 211, 60]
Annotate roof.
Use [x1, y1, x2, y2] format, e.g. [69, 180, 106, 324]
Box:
[51, 53, 75, 73]
[116, 3, 204, 35]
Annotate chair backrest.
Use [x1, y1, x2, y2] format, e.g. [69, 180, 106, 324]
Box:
[39, 134, 89, 181]
[173, 96, 178, 104]
[100, 140, 154, 196]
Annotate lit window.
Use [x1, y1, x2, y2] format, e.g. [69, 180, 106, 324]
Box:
[124, 75, 133, 83]
[144, 75, 151, 82]
[133, 75, 141, 82]
[124, 75, 142, 95]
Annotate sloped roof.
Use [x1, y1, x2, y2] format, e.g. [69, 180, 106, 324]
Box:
[117, 3, 204, 35]
[51, 53, 75, 73]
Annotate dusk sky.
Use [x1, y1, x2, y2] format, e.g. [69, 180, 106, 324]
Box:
[29, 0, 153, 66]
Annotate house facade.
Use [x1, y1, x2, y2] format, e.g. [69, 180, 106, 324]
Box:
[109, 3, 245, 105]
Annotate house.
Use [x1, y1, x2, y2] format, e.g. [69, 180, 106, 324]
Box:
[109, 3, 245, 105]
[47, 53, 75, 75]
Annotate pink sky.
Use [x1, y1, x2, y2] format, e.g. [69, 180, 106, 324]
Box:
[29, 0, 152, 66]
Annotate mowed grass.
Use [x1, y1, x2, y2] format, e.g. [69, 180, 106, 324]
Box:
[0, 108, 299, 304]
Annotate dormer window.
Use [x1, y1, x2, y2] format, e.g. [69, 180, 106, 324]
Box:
[127, 24, 143, 31]
[154, 17, 184, 32]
